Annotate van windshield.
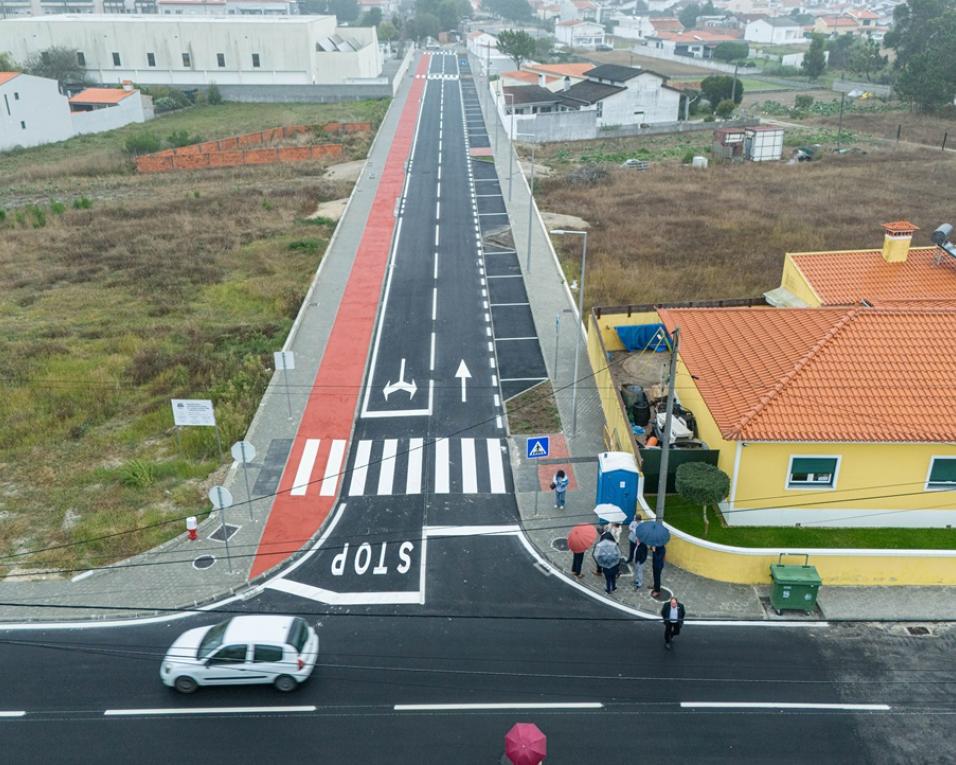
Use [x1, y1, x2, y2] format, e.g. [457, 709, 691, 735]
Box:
[287, 618, 308, 653]
[198, 620, 229, 659]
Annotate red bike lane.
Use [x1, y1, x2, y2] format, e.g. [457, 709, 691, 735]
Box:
[249, 56, 429, 579]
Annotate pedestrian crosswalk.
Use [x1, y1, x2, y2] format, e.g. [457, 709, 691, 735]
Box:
[288, 437, 512, 498]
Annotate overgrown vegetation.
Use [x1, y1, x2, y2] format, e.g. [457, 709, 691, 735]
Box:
[506, 381, 561, 434]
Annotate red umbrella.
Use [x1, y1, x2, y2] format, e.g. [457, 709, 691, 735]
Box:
[505, 722, 547, 765]
[567, 523, 598, 554]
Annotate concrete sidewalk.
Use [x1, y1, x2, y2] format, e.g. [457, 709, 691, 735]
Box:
[472, 53, 956, 623]
[0, 59, 422, 624]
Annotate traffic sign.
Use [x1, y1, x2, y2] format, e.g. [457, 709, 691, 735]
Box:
[230, 440, 256, 464]
[208, 485, 233, 509]
[526, 436, 550, 460]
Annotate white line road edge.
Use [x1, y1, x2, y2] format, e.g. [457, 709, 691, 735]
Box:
[394, 702, 603, 712]
[0, 711, 27, 718]
[104, 706, 317, 717]
[681, 702, 891, 711]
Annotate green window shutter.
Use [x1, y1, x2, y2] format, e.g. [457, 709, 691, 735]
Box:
[791, 457, 838, 475]
[929, 458, 956, 485]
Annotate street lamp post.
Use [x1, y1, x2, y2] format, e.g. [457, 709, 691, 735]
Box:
[516, 131, 536, 273]
[549, 229, 587, 437]
[506, 93, 515, 201]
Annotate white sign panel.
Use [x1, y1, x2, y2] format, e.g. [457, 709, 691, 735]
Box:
[274, 351, 295, 371]
[231, 440, 257, 464]
[171, 399, 217, 428]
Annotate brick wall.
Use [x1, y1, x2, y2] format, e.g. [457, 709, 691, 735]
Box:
[135, 122, 363, 174]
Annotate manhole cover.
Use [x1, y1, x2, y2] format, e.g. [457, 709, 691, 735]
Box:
[193, 555, 216, 571]
[208, 523, 239, 542]
[551, 537, 569, 551]
[906, 626, 931, 636]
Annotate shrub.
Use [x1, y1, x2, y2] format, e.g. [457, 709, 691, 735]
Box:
[715, 99, 736, 119]
[682, 149, 696, 164]
[72, 196, 93, 209]
[125, 132, 161, 155]
[118, 459, 157, 489]
[794, 94, 814, 110]
[0, 209, 5, 223]
[167, 129, 203, 148]
[714, 40, 749, 62]
[28, 205, 46, 228]
[567, 163, 609, 186]
[288, 239, 320, 253]
[50, 200, 66, 215]
[207, 82, 223, 105]
[676, 461, 730, 536]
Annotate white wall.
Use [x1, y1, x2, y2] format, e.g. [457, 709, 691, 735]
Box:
[0, 74, 73, 151]
[70, 90, 149, 135]
[0, 15, 381, 86]
[594, 73, 680, 127]
[614, 15, 655, 40]
[745, 20, 804, 44]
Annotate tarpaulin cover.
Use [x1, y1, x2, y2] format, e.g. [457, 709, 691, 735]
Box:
[615, 324, 671, 352]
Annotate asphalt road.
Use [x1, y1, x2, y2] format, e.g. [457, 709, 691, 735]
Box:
[0, 52, 954, 764]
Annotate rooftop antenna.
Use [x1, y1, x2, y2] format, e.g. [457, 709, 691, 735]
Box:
[932, 223, 956, 265]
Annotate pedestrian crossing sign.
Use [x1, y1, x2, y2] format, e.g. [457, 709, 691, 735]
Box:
[526, 436, 550, 460]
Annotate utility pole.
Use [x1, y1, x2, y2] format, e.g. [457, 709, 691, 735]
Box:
[730, 62, 739, 104]
[654, 327, 680, 524]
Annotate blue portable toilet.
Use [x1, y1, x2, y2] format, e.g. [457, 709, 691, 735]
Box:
[596, 451, 640, 524]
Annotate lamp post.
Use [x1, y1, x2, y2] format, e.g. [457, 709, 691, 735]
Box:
[654, 327, 680, 525]
[505, 93, 515, 201]
[549, 229, 587, 437]
[516, 131, 536, 273]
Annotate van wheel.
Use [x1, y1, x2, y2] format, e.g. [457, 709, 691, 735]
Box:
[274, 675, 298, 693]
[174, 676, 198, 694]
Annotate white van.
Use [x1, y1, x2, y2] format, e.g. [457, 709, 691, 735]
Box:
[161, 615, 319, 694]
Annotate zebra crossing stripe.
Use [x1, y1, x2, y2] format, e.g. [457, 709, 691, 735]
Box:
[320, 439, 347, 497]
[461, 438, 478, 494]
[348, 440, 372, 497]
[291, 439, 320, 496]
[378, 439, 398, 495]
[486, 438, 506, 494]
[435, 437, 450, 494]
[406, 437, 424, 495]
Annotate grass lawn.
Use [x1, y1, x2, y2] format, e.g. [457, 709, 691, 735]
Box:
[506, 381, 561, 434]
[657, 496, 956, 549]
[737, 77, 785, 93]
[0, 99, 387, 576]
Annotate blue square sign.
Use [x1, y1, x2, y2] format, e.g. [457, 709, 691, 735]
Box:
[526, 436, 550, 460]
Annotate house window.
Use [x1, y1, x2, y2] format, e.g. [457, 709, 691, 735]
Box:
[787, 456, 839, 489]
[252, 53, 260, 68]
[147, 52, 156, 67]
[182, 52, 191, 67]
[13, 92, 18, 100]
[217, 53, 226, 68]
[77, 51, 86, 66]
[20, 120, 26, 129]
[926, 457, 956, 490]
[112, 52, 121, 66]
[596, 102, 603, 118]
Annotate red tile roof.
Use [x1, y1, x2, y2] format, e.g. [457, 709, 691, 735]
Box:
[525, 62, 594, 78]
[659, 306, 956, 442]
[789, 246, 956, 306]
[0, 72, 20, 86]
[69, 87, 134, 105]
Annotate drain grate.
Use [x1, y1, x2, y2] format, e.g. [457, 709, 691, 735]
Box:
[906, 626, 931, 636]
[193, 555, 216, 571]
[551, 537, 569, 552]
[208, 523, 239, 543]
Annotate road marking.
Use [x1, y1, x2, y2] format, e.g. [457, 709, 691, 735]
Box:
[394, 702, 602, 712]
[0, 711, 26, 718]
[430, 331, 436, 371]
[489, 356, 496, 368]
[490, 302, 530, 307]
[320, 439, 347, 497]
[266, 577, 422, 605]
[435, 200, 440, 219]
[434, 226, 439, 246]
[104, 707, 317, 717]
[461, 438, 478, 494]
[435, 437, 450, 494]
[348, 440, 372, 496]
[495, 336, 538, 341]
[486, 439, 506, 493]
[680, 702, 891, 711]
[486, 274, 522, 279]
[496, 415, 503, 429]
[377, 438, 398, 495]
[433, 251, 438, 279]
[406, 437, 423, 494]
[291, 438, 320, 496]
[499, 376, 547, 382]
[431, 287, 437, 321]
[436, 180, 441, 197]
[494, 394, 500, 407]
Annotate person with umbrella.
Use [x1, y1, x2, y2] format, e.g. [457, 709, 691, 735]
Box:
[651, 544, 666, 598]
[634, 519, 671, 598]
[566, 524, 596, 578]
[593, 532, 624, 594]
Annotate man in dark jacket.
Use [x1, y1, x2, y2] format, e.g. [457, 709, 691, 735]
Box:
[650, 544, 666, 598]
[661, 596, 685, 649]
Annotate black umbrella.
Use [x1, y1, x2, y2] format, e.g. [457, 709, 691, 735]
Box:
[635, 520, 670, 547]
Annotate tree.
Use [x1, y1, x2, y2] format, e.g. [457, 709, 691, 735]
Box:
[206, 82, 223, 105]
[847, 37, 886, 81]
[0, 52, 18, 71]
[378, 20, 399, 43]
[715, 98, 736, 118]
[675, 462, 730, 537]
[801, 34, 827, 80]
[406, 12, 440, 41]
[361, 6, 383, 25]
[534, 35, 554, 60]
[713, 40, 749, 62]
[885, 0, 956, 110]
[825, 33, 855, 70]
[497, 29, 536, 69]
[23, 46, 86, 87]
[700, 74, 744, 106]
[678, 0, 715, 29]
[483, 0, 533, 22]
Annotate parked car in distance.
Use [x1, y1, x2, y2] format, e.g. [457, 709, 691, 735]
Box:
[161, 615, 319, 694]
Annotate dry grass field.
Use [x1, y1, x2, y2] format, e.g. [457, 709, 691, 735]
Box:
[532, 139, 956, 309]
[0, 100, 386, 576]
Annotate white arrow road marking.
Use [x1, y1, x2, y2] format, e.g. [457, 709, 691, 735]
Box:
[383, 358, 418, 400]
[455, 359, 472, 402]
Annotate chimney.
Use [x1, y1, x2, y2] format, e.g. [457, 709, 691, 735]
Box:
[881, 220, 918, 263]
[121, 80, 133, 92]
[539, 73, 546, 87]
[563, 75, 570, 91]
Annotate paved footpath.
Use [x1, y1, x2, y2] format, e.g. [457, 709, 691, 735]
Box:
[0, 58, 426, 623]
[472, 53, 956, 623]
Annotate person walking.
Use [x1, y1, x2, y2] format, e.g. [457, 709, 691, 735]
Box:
[592, 526, 608, 576]
[594, 534, 623, 594]
[626, 514, 643, 563]
[632, 537, 648, 590]
[661, 596, 685, 650]
[650, 544, 666, 598]
[551, 470, 569, 509]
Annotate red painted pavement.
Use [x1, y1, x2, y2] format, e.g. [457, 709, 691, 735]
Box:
[249, 56, 429, 579]
[536, 433, 579, 492]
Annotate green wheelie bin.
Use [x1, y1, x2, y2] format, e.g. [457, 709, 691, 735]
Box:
[769, 554, 821, 614]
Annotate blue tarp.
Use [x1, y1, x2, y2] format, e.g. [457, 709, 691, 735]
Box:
[615, 324, 671, 353]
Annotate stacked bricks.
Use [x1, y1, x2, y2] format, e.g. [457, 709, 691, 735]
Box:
[135, 122, 370, 174]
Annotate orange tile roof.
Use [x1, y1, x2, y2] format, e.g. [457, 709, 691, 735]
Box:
[502, 70, 558, 84]
[526, 63, 594, 78]
[69, 87, 134, 105]
[789, 247, 956, 306]
[0, 71, 20, 86]
[659, 29, 742, 42]
[658, 306, 956, 442]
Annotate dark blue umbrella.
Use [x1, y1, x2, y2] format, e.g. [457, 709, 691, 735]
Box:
[635, 520, 670, 547]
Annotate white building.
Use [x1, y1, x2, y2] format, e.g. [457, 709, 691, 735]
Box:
[613, 15, 656, 40]
[554, 19, 605, 49]
[562, 63, 680, 126]
[69, 83, 152, 134]
[0, 71, 73, 150]
[744, 16, 805, 44]
[155, 0, 300, 15]
[0, 15, 382, 86]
